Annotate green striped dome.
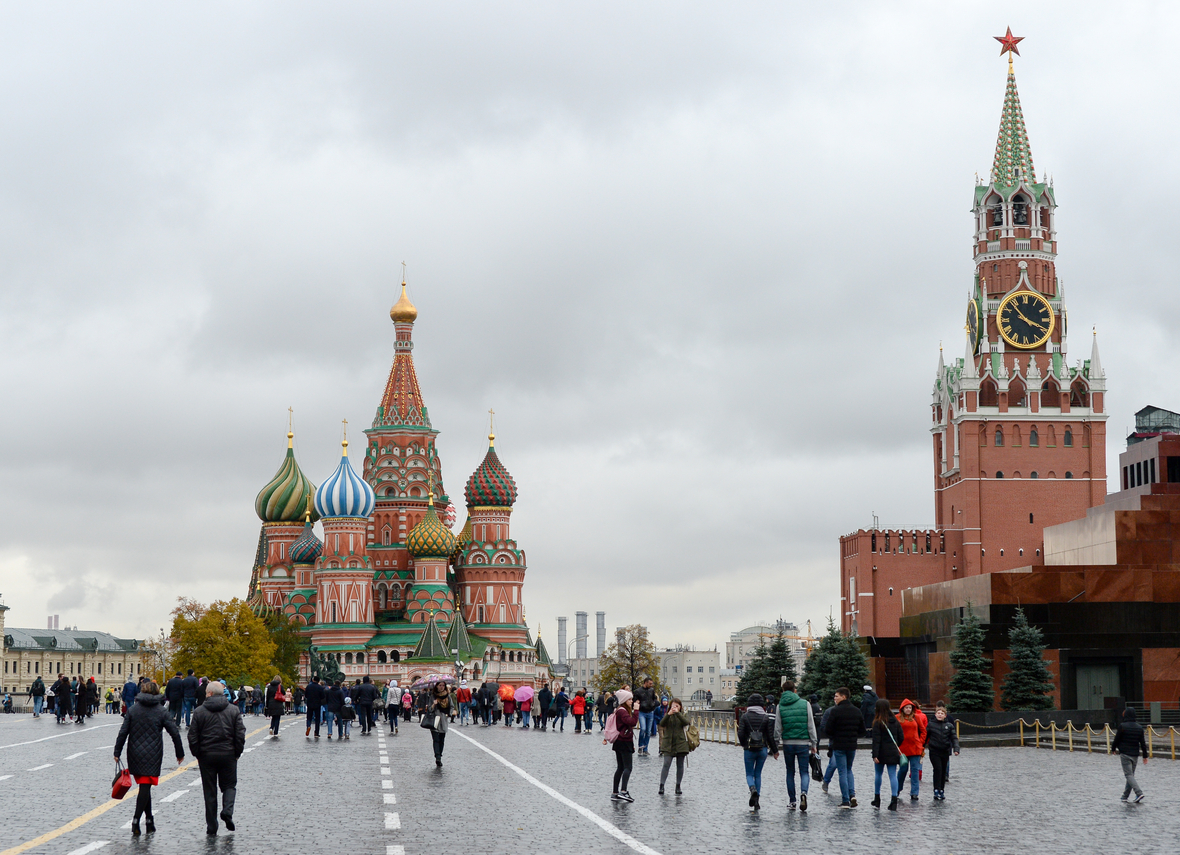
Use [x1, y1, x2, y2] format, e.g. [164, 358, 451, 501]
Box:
[255, 436, 319, 523]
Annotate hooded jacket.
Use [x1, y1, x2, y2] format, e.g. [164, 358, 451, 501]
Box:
[860, 689, 879, 730]
[924, 714, 960, 753]
[738, 699, 779, 754]
[897, 699, 927, 756]
[188, 693, 246, 759]
[1112, 708, 1149, 759]
[114, 693, 185, 778]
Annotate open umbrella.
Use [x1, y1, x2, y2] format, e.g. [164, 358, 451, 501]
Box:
[498, 684, 515, 701]
[514, 685, 534, 703]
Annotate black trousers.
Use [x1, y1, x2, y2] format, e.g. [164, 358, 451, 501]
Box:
[613, 744, 634, 793]
[269, 713, 281, 734]
[929, 748, 950, 790]
[198, 753, 238, 831]
[358, 704, 374, 732]
[431, 730, 446, 758]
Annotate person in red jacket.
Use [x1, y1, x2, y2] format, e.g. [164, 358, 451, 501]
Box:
[608, 689, 638, 802]
[456, 685, 472, 726]
[895, 699, 927, 800]
[571, 690, 588, 733]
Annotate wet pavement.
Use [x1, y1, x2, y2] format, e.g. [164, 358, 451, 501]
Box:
[1, 712, 1176, 854]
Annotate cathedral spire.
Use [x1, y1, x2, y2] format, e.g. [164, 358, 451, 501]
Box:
[991, 30, 1036, 189]
[374, 276, 431, 429]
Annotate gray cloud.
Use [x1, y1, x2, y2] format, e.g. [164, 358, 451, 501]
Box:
[1, 3, 1178, 652]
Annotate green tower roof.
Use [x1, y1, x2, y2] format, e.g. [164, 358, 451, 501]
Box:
[534, 634, 551, 666]
[445, 612, 474, 657]
[991, 62, 1036, 189]
[412, 612, 450, 661]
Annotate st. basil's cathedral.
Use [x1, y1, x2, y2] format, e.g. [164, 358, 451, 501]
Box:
[246, 282, 551, 687]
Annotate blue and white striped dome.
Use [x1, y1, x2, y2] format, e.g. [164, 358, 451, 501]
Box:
[314, 440, 376, 519]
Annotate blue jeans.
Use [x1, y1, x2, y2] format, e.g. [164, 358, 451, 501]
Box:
[823, 753, 837, 785]
[306, 707, 322, 735]
[897, 754, 922, 795]
[744, 747, 769, 792]
[183, 698, 194, 726]
[782, 744, 811, 802]
[637, 711, 654, 750]
[874, 761, 899, 797]
[833, 749, 856, 803]
[32, 697, 43, 716]
[521, 710, 530, 727]
[323, 710, 336, 736]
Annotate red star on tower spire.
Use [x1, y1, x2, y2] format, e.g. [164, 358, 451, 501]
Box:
[994, 26, 1024, 58]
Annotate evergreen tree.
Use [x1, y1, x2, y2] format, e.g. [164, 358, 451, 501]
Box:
[761, 629, 798, 698]
[1000, 608, 1055, 711]
[829, 630, 870, 708]
[948, 601, 995, 712]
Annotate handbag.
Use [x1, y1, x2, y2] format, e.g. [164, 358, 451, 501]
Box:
[809, 753, 823, 781]
[111, 759, 133, 800]
[420, 712, 443, 731]
[886, 721, 908, 768]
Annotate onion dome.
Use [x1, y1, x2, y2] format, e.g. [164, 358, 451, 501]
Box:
[451, 514, 472, 559]
[464, 433, 518, 508]
[390, 281, 418, 323]
[314, 439, 376, 519]
[407, 495, 456, 558]
[289, 516, 324, 565]
[255, 432, 318, 523]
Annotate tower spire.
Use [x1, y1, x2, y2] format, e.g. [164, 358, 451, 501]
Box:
[991, 28, 1036, 188]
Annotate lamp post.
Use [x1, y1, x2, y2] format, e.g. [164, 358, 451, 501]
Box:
[565, 634, 588, 691]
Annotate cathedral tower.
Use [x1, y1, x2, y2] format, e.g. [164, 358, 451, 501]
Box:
[251, 429, 317, 610]
[313, 436, 377, 629]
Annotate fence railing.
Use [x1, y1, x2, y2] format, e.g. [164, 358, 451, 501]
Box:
[959, 718, 1180, 761]
[690, 713, 739, 745]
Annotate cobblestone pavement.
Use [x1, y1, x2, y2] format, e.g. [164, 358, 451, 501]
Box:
[2, 713, 1178, 855]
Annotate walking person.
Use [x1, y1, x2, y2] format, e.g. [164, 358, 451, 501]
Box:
[656, 698, 691, 795]
[355, 676, 379, 735]
[457, 683, 472, 726]
[537, 683, 552, 731]
[28, 676, 45, 718]
[324, 680, 345, 739]
[401, 687, 413, 724]
[824, 687, 865, 809]
[738, 693, 779, 811]
[340, 697, 356, 739]
[113, 681, 185, 836]
[595, 691, 609, 731]
[1111, 707, 1149, 803]
[774, 680, 818, 811]
[583, 692, 596, 734]
[164, 672, 185, 726]
[181, 669, 198, 726]
[571, 690, 586, 733]
[860, 684, 878, 732]
[264, 676, 284, 737]
[55, 675, 72, 723]
[304, 676, 325, 738]
[76, 678, 95, 724]
[894, 699, 926, 801]
[427, 682, 451, 766]
[608, 689, 638, 802]
[633, 678, 658, 756]
[121, 677, 137, 718]
[188, 681, 245, 835]
[554, 687, 570, 732]
[924, 703, 959, 801]
[870, 699, 903, 811]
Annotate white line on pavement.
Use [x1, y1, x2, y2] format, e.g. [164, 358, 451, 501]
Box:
[0, 723, 121, 750]
[65, 841, 110, 855]
[382, 780, 392, 789]
[160, 790, 188, 803]
[0, 775, 12, 781]
[387, 846, 405, 855]
[451, 730, 664, 855]
[27, 763, 54, 771]
[383, 793, 397, 804]
[64, 751, 88, 760]
[384, 812, 400, 830]
[381, 767, 390, 776]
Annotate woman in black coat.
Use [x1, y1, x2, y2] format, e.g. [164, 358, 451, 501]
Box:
[265, 676, 284, 737]
[870, 698, 904, 811]
[113, 682, 185, 835]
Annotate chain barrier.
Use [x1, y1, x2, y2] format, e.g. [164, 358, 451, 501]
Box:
[955, 717, 1178, 760]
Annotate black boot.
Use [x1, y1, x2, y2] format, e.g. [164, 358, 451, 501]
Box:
[221, 787, 236, 831]
[887, 796, 898, 811]
[871, 794, 880, 808]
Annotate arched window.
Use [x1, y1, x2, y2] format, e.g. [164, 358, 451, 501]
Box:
[991, 201, 1004, 227]
[1031, 472, 1039, 479]
[391, 650, 401, 663]
[382, 526, 391, 546]
[500, 650, 507, 662]
[1009, 377, 1027, 408]
[1065, 472, 1073, 479]
[377, 650, 387, 664]
[995, 428, 1004, 446]
[1041, 379, 1061, 410]
[1029, 428, 1039, 447]
[996, 471, 1004, 479]
[344, 653, 353, 664]
[356, 652, 365, 664]
[1064, 428, 1073, 447]
[1013, 194, 1029, 225]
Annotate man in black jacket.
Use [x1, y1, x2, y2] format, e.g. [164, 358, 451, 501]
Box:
[188, 682, 246, 836]
[537, 683, 553, 731]
[181, 670, 198, 727]
[633, 678, 659, 756]
[824, 687, 865, 809]
[860, 685, 878, 731]
[304, 676, 325, 738]
[165, 673, 185, 726]
[1111, 707, 1149, 802]
[355, 676, 379, 735]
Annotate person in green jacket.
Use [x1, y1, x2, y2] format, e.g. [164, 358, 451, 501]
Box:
[774, 680, 819, 811]
[657, 698, 692, 795]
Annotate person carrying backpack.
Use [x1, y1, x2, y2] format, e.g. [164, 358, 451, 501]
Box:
[657, 698, 692, 795]
[606, 689, 638, 802]
[738, 693, 779, 811]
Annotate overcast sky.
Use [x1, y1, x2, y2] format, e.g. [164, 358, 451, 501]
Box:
[2, 3, 1178, 655]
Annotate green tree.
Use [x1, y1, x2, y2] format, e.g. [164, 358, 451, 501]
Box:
[948, 601, 995, 712]
[829, 630, 870, 708]
[170, 597, 277, 686]
[1000, 608, 1055, 711]
[737, 629, 800, 705]
[798, 620, 840, 704]
[264, 611, 307, 688]
[593, 624, 664, 696]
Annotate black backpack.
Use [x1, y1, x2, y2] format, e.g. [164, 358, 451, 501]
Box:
[746, 712, 766, 751]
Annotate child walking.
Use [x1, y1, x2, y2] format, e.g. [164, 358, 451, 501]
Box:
[924, 704, 960, 800]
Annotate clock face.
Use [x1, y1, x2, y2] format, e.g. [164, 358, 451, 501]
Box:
[997, 291, 1054, 349]
[966, 299, 980, 354]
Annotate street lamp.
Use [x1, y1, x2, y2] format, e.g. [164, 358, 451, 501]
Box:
[565, 634, 588, 690]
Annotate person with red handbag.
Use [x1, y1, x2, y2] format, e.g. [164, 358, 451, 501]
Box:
[113, 681, 185, 836]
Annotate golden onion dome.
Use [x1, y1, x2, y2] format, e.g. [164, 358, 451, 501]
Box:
[390, 281, 418, 323]
[406, 495, 456, 559]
